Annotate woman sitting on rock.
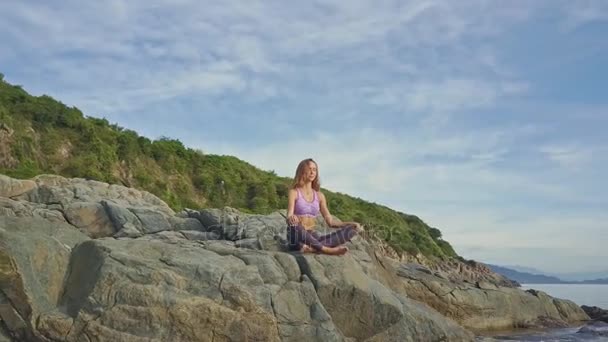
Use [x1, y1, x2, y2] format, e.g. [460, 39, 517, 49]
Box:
[286, 158, 363, 255]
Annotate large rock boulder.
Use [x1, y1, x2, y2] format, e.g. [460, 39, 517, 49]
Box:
[0, 217, 89, 341]
[1, 223, 348, 341]
[180, 207, 288, 251]
[582, 305, 608, 323]
[0, 197, 66, 223]
[394, 262, 589, 331]
[55, 238, 295, 341]
[0, 175, 36, 198]
[63, 202, 115, 238]
[14, 174, 174, 216]
[296, 253, 474, 341]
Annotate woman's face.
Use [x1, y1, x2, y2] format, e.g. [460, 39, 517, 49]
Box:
[306, 162, 317, 182]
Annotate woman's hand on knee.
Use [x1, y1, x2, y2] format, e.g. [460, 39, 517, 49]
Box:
[287, 215, 300, 226]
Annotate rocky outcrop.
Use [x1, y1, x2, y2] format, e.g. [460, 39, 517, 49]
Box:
[432, 259, 519, 288]
[582, 305, 608, 323]
[0, 217, 88, 341]
[0, 174, 590, 341]
[392, 261, 588, 331]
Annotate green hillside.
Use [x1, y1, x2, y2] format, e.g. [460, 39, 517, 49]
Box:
[0, 73, 457, 259]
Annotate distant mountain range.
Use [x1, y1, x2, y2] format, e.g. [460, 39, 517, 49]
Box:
[501, 265, 608, 282]
[499, 265, 547, 275]
[487, 264, 608, 284]
[551, 271, 608, 282]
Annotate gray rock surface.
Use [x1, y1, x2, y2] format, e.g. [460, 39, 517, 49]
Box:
[0, 174, 592, 341]
[180, 230, 220, 241]
[296, 253, 474, 341]
[168, 216, 205, 232]
[0, 321, 13, 342]
[391, 260, 589, 331]
[64, 201, 115, 238]
[0, 216, 89, 341]
[0, 174, 36, 198]
[13, 174, 174, 215]
[582, 305, 608, 323]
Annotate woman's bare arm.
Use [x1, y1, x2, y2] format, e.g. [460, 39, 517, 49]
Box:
[319, 191, 362, 229]
[287, 189, 300, 226]
[319, 191, 334, 227]
[319, 191, 347, 228]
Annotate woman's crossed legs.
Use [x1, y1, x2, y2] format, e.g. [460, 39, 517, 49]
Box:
[287, 224, 357, 255]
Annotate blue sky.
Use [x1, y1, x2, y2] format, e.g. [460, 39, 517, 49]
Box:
[1, 1, 607, 273]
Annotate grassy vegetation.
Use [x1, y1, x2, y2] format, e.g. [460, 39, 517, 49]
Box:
[0, 73, 457, 259]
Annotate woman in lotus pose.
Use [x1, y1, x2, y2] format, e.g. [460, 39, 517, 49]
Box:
[286, 158, 363, 255]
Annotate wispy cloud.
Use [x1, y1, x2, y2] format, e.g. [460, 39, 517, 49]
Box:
[539, 144, 593, 170]
[0, 0, 538, 115]
[560, 0, 608, 31]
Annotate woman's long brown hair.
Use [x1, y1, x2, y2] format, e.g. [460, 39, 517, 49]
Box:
[292, 158, 320, 191]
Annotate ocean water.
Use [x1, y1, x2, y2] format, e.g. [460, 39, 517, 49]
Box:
[484, 324, 608, 341]
[520, 284, 608, 310]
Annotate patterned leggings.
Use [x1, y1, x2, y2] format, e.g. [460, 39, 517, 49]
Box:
[286, 224, 357, 252]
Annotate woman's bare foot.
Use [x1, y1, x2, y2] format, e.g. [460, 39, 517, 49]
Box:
[336, 246, 348, 255]
[322, 246, 348, 255]
[300, 245, 315, 253]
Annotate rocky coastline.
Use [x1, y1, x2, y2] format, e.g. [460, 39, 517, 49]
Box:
[0, 174, 592, 341]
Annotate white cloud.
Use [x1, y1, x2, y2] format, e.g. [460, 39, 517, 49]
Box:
[560, 0, 608, 31]
[0, 0, 539, 117]
[406, 79, 497, 113]
[539, 144, 593, 170]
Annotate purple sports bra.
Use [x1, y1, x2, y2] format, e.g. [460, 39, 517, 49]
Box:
[294, 188, 320, 217]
